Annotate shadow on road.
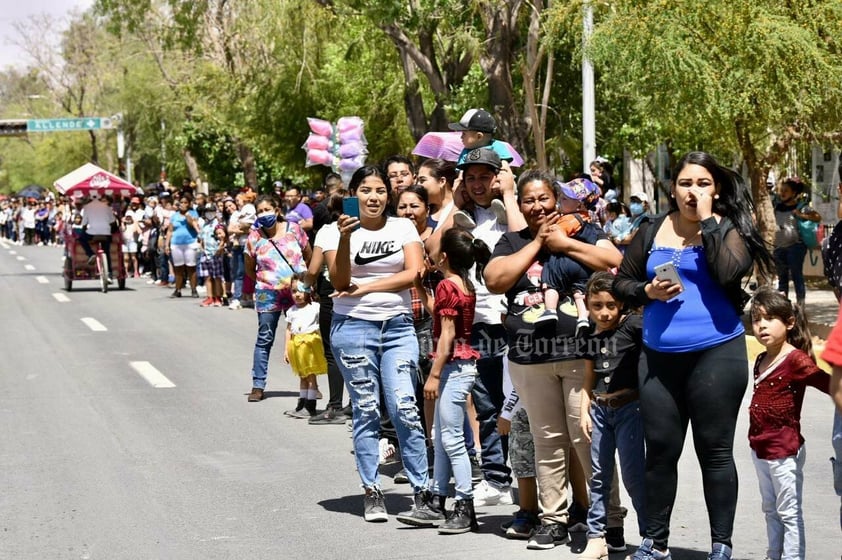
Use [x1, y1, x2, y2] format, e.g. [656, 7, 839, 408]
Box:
[259, 390, 299, 399]
[318, 492, 413, 518]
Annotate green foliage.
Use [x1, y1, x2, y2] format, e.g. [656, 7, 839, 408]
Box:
[549, 0, 842, 158]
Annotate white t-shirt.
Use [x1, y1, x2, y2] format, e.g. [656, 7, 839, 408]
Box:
[286, 302, 320, 335]
[471, 205, 506, 325]
[81, 200, 116, 235]
[319, 217, 421, 321]
[20, 207, 36, 229]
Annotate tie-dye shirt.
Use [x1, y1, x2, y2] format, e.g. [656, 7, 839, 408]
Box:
[246, 221, 308, 313]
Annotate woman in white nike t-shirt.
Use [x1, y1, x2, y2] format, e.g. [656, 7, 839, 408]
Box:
[322, 165, 435, 524]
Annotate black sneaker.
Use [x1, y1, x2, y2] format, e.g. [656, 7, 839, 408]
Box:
[393, 467, 409, 484]
[526, 522, 569, 550]
[469, 454, 482, 483]
[308, 407, 347, 425]
[505, 509, 540, 540]
[438, 498, 477, 534]
[606, 526, 627, 552]
[396, 490, 445, 527]
[363, 488, 387, 522]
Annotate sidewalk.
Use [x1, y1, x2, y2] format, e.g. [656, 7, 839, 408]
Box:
[802, 282, 839, 338]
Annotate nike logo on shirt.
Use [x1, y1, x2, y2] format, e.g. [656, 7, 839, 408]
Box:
[354, 240, 400, 265]
[354, 249, 401, 265]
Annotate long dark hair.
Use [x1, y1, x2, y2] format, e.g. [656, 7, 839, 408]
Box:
[750, 287, 814, 361]
[419, 158, 457, 187]
[441, 227, 491, 295]
[348, 165, 391, 196]
[670, 151, 774, 277]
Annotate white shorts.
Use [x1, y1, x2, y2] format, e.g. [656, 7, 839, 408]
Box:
[170, 243, 198, 267]
[122, 241, 138, 253]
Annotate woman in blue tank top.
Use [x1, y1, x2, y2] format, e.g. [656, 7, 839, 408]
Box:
[613, 152, 773, 560]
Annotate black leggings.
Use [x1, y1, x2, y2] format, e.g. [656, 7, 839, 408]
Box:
[319, 298, 345, 411]
[639, 335, 747, 549]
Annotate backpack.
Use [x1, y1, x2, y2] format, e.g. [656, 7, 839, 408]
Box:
[795, 201, 820, 249]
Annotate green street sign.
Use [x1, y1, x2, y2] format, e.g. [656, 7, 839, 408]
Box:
[26, 117, 114, 132]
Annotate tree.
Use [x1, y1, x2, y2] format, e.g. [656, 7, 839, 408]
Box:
[549, 0, 842, 246]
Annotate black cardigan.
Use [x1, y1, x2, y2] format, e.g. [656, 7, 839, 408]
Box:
[612, 212, 753, 314]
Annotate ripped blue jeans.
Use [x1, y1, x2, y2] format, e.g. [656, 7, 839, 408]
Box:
[330, 313, 428, 492]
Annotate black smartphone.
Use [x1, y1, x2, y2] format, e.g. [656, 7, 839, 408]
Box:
[342, 196, 360, 219]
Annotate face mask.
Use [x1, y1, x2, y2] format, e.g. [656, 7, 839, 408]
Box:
[256, 212, 277, 229]
[204, 212, 216, 220]
[629, 202, 644, 216]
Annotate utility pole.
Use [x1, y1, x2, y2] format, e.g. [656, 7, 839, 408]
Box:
[582, 1, 595, 174]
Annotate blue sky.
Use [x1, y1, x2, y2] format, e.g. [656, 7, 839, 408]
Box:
[0, 0, 93, 70]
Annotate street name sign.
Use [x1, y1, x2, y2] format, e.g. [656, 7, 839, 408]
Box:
[26, 117, 115, 132]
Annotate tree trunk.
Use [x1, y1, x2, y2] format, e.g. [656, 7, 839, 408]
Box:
[396, 47, 430, 141]
[183, 148, 201, 185]
[478, 1, 529, 158]
[88, 130, 99, 165]
[522, 0, 550, 168]
[235, 139, 258, 189]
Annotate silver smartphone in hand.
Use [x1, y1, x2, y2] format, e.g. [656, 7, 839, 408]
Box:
[654, 262, 684, 292]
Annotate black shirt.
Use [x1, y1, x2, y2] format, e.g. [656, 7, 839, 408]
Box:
[581, 314, 642, 394]
[491, 226, 607, 364]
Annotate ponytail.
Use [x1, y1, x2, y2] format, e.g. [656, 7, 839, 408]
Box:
[441, 228, 489, 295]
[472, 237, 491, 285]
[790, 301, 814, 361]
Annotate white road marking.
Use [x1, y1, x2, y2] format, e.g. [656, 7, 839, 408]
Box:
[129, 361, 176, 388]
[24, 264, 35, 271]
[35, 276, 49, 284]
[52, 293, 71, 302]
[16, 256, 25, 261]
[9, 250, 17, 255]
[80, 317, 107, 332]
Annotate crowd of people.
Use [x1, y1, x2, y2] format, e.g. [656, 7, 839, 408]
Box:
[3, 108, 841, 559]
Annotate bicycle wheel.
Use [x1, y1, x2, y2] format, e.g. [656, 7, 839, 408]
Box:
[98, 251, 109, 293]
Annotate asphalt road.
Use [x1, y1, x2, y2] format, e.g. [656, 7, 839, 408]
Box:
[0, 240, 839, 559]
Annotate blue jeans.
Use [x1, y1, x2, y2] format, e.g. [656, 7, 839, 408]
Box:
[330, 313, 428, 492]
[587, 400, 646, 538]
[432, 360, 477, 500]
[231, 246, 245, 300]
[832, 411, 842, 530]
[250, 311, 281, 389]
[77, 231, 113, 278]
[158, 248, 170, 282]
[470, 322, 512, 488]
[774, 243, 808, 302]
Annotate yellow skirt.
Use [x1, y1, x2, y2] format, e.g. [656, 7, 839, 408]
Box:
[288, 332, 327, 377]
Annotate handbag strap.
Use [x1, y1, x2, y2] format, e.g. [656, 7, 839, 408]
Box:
[265, 223, 295, 272]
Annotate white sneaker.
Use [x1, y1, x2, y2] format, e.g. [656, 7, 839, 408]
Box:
[228, 299, 242, 310]
[452, 210, 477, 229]
[378, 438, 398, 465]
[473, 479, 514, 507]
[490, 198, 508, 225]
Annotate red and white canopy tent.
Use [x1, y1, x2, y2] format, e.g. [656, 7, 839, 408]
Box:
[54, 163, 142, 200]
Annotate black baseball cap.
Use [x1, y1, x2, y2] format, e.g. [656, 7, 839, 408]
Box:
[456, 148, 502, 171]
[448, 109, 497, 134]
